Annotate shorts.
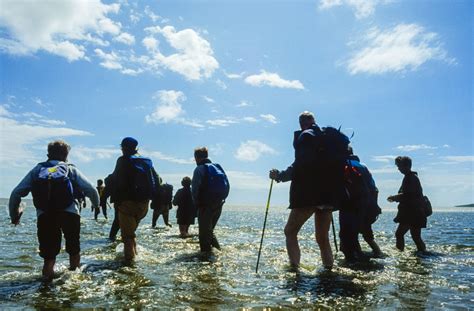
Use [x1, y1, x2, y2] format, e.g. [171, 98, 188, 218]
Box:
[117, 200, 149, 239]
[37, 212, 81, 260]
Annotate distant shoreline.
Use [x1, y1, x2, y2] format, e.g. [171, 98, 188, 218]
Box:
[455, 203, 474, 208]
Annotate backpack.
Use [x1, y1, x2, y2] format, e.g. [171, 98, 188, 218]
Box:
[422, 195, 432, 217]
[344, 159, 370, 201]
[205, 163, 230, 202]
[160, 183, 173, 206]
[314, 126, 351, 187]
[129, 155, 157, 200]
[31, 162, 74, 212]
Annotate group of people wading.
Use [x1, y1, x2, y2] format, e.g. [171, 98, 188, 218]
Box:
[8, 111, 429, 280]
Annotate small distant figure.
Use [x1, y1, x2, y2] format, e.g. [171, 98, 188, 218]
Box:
[192, 147, 230, 253]
[387, 156, 427, 253]
[269, 111, 349, 270]
[8, 140, 99, 281]
[173, 176, 196, 238]
[151, 183, 173, 228]
[95, 179, 108, 220]
[112, 137, 160, 263]
[339, 149, 382, 263]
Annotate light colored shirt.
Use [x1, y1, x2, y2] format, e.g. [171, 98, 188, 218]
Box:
[9, 160, 99, 221]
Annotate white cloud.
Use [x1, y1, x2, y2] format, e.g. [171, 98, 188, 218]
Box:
[145, 90, 185, 123]
[242, 117, 258, 123]
[70, 146, 119, 163]
[319, 0, 390, 19]
[145, 150, 194, 165]
[94, 48, 123, 70]
[0, 0, 121, 61]
[237, 100, 251, 107]
[442, 156, 474, 163]
[144, 25, 219, 80]
[114, 32, 135, 45]
[260, 114, 278, 124]
[202, 96, 215, 103]
[216, 79, 227, 89]
[235, 140, 277, 162]
[206, 119, 238, 127]
[244, 71, 305, 90]
[347, 23, 454, 75]
[0, 106, 92, 168]
[396, 144, 437, 152]
[142, 36, 159, 51]
[144, 6, 161, 23]
[371, 155, 397, 163]
[225, 71, 245, 79]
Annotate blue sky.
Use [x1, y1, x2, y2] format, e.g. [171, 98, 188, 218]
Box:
[0, 0, 472, 207]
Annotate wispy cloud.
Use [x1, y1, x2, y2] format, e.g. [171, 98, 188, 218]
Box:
[206, 118, 238, 127]
[113, 32, 135, 45]
[260, 114, 278, 124]
[371, 155, 397, 163]
[234, 140, 277, 162]
[224, 71, 245, 79]
[347, 23, 454, 75]
[319, 0, 391, 19]
[396, 144, 438, 152]
[202, 96, 215, 103]
[244, 71, 304, 90]
[442, 156, 474, 163]
[237, 100, 251, 107]
[0, 105, 92, 168]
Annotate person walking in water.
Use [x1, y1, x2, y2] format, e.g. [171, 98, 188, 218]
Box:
[111, 137, 160, 263]
[269, 111, 349, 270]
[388, 156, 427, 253]
[9, 140, 99, 280]
[173, 176, 196, 238]
[95, 179, 108, 220]
[151, 183, 173, 228]
[192, 147, 230, 253]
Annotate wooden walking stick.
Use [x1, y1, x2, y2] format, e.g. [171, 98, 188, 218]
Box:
[256, 179, 274, 273]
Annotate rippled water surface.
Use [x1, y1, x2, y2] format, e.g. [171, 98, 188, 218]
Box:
[1, 200, 473, 309]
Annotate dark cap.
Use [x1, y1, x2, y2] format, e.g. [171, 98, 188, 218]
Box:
[120, 137, 138, 149]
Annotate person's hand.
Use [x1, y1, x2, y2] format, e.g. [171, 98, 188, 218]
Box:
[269, 169, 280, 180]
[387, 196, 395, 202]
[11, 212, 23, 226]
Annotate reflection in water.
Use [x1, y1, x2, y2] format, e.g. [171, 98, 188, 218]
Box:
[0, 205, 472, 308]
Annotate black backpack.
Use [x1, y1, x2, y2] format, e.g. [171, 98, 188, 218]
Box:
[31, 162, 75, 212]
[160, 183, 173, 206]
[422, 196, 432, 217]
[129, 155, 157, 200]
[314, 126, 351, 186]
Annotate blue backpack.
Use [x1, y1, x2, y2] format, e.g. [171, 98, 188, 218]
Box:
[129, 155, 157, 200]
[32, 162, 75, 212]
[205, 163, 230, 202]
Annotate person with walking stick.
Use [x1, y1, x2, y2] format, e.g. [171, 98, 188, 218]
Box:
[269, 111, 349, 271]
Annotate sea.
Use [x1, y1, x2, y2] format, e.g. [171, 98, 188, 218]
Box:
[0, 198, 472, 309]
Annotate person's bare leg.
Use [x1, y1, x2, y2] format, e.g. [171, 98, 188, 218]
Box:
[395, 224, 409, 251]
[315, 210, 334, 269]
[69, 254, 80, 270]
[284, 208, 314, 268]
[42, 259, 56, 280]
[124, 238, 136, 262]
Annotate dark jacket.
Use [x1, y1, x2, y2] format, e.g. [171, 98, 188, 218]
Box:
[279, 125, 346, 209]
[394, 172, 427, 228]
[173, 186, 196, 224]
[112, 154, 159, 203]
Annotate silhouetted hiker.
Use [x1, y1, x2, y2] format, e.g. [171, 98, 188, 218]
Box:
[151, 183, 173, 228]
[173, 176, 196, 238]
[269, 111, 349, 270]
[388, 156, 427, 253]
[95, 179, 107, 220]
[192, 147, 229, 253]
[340, 149, 382, 263]
[111, 137, 160, 263]
[8, 140, 99, 281]
[102, 174, 120, 241]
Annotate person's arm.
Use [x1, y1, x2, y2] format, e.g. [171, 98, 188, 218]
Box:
[72, 167, 100, 209]
[191, 166, 205, 205]
[9, 167, 36, 224]
[173, 189, 182, 206]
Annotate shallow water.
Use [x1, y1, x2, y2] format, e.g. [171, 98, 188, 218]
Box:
[1, 200, 473, 309]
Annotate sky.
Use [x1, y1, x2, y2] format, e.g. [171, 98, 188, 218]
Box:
[0, 0, 472, 208]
